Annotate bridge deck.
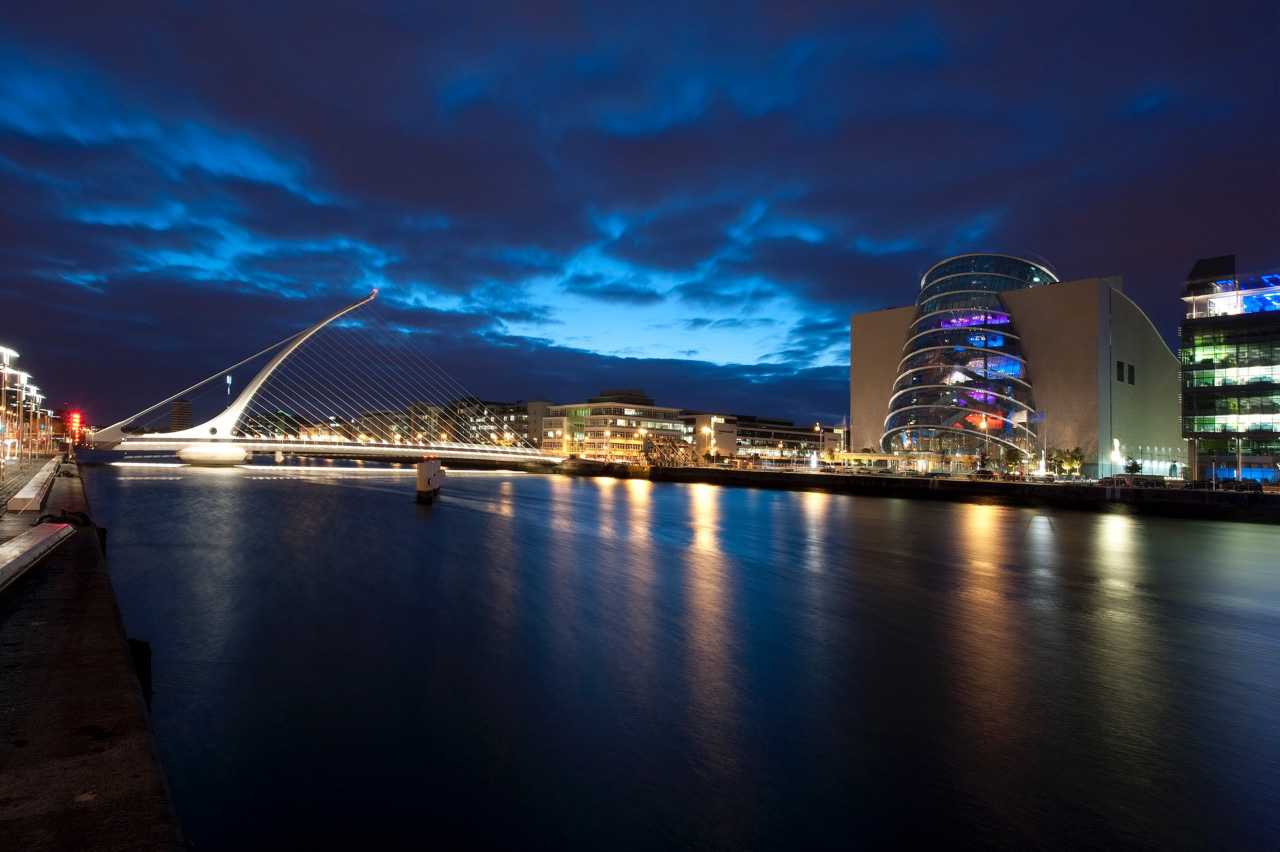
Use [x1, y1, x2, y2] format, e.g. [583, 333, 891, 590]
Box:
[110, 438, 563, 465]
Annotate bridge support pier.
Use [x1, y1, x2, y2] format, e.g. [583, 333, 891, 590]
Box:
[415, 459, 445, 504]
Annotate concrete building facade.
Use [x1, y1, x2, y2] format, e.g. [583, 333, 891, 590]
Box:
[851, 261, 1184, 477]
[541, 389, 684, 463]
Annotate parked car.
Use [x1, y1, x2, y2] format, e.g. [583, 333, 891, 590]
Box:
[969, 469, 996, 481]
[1182, 480, 1216, 490]
[1099, 474, 1166, 488]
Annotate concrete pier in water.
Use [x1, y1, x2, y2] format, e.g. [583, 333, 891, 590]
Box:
[415, 459, 445, 504]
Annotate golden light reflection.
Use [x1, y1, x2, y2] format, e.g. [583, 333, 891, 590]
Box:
[1096, 513, 1138, 592]
[493, 478, 515, 517]
[592, 475, 618, 541]
[951, 502, 1021, 751]
[690, 482, 719, 553]
[683, 482, 739, 782]
[624, 478, 652, 546]
[544, 474, 579, 536]
[959, 503, 1008, 600]
[800, 490, 829, 571]
[619, 477, 658, 705]
[486, 480, 519, 641]
[1086, 511, 1163, 793]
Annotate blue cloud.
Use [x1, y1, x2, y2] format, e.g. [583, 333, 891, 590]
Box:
[0, 2, 1276, 428]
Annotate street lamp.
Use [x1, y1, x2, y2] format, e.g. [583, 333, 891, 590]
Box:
[978, 416, 989, 467]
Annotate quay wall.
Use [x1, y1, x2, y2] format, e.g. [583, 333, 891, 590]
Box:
[0, 462, 184, 850]
[641, 467, 1280, 523]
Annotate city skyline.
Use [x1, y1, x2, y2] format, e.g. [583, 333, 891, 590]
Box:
[2, 2, 1277, 425]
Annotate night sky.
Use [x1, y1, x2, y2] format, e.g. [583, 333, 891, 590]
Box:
[3, 3, 1277, 426]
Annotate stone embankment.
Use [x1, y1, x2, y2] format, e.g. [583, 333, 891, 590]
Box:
[556, 462, 1280, 522]
[0, 460, 185, 850]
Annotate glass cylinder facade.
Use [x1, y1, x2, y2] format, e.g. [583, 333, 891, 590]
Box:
[881, 253, 1058, 459]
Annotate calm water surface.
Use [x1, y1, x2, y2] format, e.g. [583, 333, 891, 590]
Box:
[83, 464, 1280, 850]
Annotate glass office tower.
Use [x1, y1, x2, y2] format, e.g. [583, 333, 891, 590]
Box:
[881, 253, 1058, 461]
[1180, 255, 1280, 482]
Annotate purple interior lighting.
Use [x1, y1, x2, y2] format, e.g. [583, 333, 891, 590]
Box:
[940, 312, 1011, 329]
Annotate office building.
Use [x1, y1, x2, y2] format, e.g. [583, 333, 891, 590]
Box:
[541, 389, 684, 463]
[850, 253, 1184, 476]
[169, 398, 193, 432]
[684, 413, 839, 462]
[1180, 256, 1280, 482]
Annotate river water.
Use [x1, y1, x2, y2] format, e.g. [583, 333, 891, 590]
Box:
[82, 463, 1280, 850]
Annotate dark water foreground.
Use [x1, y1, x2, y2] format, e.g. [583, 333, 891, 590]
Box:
[82, 464, 1280, 850]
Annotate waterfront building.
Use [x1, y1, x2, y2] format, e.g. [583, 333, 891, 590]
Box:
[684, 413, 738, 459]
[525, 400, 551, 449]
[441, 398, 539, 447]
[0, 344, 55, 460]
[541, 389, 683, 463]
[1180, 255, 1280, 482]
[850, 253, 1184, 477]
[681, 413, 840, 462]
[168, 398, 193, 432]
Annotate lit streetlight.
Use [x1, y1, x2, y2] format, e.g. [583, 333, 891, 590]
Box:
[978, 416, 989, 467]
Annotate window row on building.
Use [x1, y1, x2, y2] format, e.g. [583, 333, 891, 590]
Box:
[1181, 256, 1280, 481]
[539, 390, 846, 465]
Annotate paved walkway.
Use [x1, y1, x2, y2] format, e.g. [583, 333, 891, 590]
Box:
[0, 465, 186, 850]
[0, 459, 47, 519]
[0, 459, 55, 548]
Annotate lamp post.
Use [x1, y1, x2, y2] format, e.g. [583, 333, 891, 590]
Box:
[701, 425, 712, 463]
[0, 349, 9, 469]
[603, 429, 611, 463]
[16, 374, 28, 462]
[979, 417, 989, 467]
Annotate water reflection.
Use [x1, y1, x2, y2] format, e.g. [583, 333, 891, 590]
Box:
[1086, 512, 1168, 805]
[79, 467, 1280, 850]
[953, 503, 1021, 747]
[799, 490, 829, 570]
[683, 482, 742, 822]
[614, 479, 659, 714]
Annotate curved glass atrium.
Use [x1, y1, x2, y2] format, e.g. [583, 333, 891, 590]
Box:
[881, 253, 1058, 460]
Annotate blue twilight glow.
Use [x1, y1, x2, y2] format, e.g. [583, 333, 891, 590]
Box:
[0, 8, 1277, 425]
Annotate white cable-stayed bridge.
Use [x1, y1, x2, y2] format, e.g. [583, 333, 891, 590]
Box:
[89, 290, 563, 467]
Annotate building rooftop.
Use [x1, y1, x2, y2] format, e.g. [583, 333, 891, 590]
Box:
[586, 389, 655, 405]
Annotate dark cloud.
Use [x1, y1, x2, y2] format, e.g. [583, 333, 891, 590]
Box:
[0, 1, 1276, 427]
[562, 273, 665, 304]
